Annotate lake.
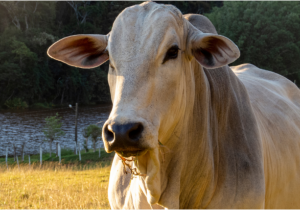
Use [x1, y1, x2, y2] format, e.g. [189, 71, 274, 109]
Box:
[0, 104, 112, 156]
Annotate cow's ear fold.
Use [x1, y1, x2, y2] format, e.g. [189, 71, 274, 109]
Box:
[47, 35, 109, 69]
[190, 31, 240, 69]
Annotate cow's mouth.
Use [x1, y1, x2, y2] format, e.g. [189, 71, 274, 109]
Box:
[116, 149, 147, 158]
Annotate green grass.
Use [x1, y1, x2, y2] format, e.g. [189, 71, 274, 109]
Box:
[31, 102, 54, 109]
[0, 162, 112, 209]
[0, 149, 115, 208]
[0, 149, 115, 166]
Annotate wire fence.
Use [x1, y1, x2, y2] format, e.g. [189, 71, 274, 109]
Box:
[3, 141, 104, 169]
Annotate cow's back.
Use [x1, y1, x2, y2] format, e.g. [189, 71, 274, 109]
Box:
[233, 63, 300, 208]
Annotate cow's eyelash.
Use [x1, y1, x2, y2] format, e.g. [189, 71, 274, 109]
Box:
[162, 45, 180, 64]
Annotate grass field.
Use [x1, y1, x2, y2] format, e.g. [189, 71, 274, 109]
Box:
[0, 150, 115, 209]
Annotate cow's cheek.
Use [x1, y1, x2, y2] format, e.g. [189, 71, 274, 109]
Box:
[153, 62, 184, 141]
[108, 70, 117, 102]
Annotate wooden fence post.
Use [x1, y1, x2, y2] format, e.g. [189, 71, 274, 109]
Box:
[13, 144, 16, 162]
[17, 156, 19, 169]
[79, 144, 81, 161]
[6, 147, 8, 169]
[21, 143, 25, 162]
[28, 155, 31, 165]
[75, 103, 78, 154]
[40, 145, 42, 166]
[58, 143, 61, 164]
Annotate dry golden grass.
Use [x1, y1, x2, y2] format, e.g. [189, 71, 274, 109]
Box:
[0, 162, 111, 209]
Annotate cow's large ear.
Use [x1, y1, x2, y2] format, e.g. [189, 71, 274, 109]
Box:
[189, 29, 240, 69]
[47, 35, 109, 69]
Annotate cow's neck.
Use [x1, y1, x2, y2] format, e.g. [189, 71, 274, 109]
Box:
[158, 59, 251, 208]
[156, 59, 214, 208]
[179, 61, 221, 208]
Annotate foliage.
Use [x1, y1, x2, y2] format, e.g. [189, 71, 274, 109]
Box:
[86, 124, 102, 152]
[43, 113, 65, 141]
[82, 127, 91, 139]
[206, 2, 300, 82]
[157, 1, 223, 14]
[31, 102, 54, 109]
[82, 126, 91, 152]
[6, 2, 298, 108]
[0, 1, 226, 109]
[43, 113, 65, 157]
[4, 98, 28, 109]
[88, 124, 102, 141]
[0, 3, 55, 108]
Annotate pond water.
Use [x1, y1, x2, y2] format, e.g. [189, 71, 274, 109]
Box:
[0, 104, 112, 156]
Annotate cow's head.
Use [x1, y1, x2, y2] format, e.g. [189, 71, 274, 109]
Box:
[48, 2, 239, 156]
[47, 2, 239, 203]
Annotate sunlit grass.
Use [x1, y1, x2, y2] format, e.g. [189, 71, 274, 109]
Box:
[0, 161, 112, 209]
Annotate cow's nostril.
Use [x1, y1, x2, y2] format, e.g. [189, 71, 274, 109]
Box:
[104, 124, 114, 141]
[128, 123, 144, 141]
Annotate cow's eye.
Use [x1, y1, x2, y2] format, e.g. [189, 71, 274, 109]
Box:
[163, 45, 180, 64]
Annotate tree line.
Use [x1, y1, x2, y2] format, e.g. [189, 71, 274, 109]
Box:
[206, 2, 300, 83]
[1, 1, 299, 110]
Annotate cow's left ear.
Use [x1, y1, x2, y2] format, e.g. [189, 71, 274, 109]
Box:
[189, 30, 240, 69]
[47, 34, 109, 69]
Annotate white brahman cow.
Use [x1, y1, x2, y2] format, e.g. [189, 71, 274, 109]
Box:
[47, 2, 300, 209]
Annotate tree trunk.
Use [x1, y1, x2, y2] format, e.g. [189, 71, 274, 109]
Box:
[33, 2, 38, 13]
[93, 139, 96, 152]
[61, 88, 65, 104]
[49, 140, 52, 158]
[85, 137, 88, 152]
[24, 15, 28, 31]
[74, 141, 77, 154]
[56, 142, 58, 157]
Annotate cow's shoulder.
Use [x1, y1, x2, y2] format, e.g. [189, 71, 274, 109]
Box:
[232, 63, 289, 82]
[232, 65, 300, 208]
[232, 63, 300, 104]
[183, 14, 218, 34]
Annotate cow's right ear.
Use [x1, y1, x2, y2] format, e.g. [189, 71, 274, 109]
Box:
[47, 35, 109, 69]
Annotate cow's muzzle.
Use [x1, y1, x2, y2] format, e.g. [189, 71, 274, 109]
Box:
[103, 122, 145, 156]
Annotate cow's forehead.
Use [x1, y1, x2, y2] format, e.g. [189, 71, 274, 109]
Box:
[108, 2, 185, 65]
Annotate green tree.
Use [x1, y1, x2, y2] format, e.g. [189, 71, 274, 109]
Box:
[1, 1, 229, 109]
[0, 2, 56, 109]
[86, 124, 102, 152]
[157, 1, 223, 14]
[206, 2, 300, 82]
[82, 126, 91, 152]
[43, 113, 65, 157]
